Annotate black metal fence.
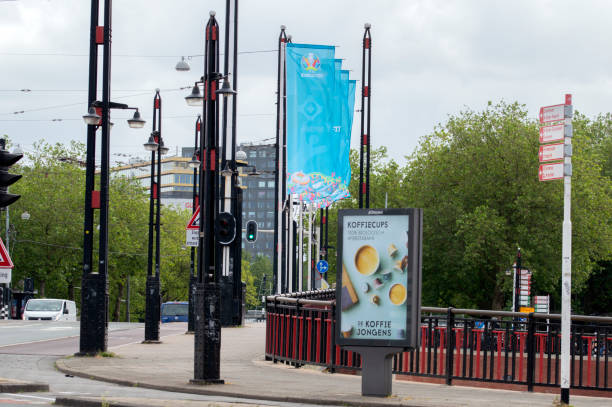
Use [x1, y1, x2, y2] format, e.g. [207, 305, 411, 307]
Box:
[265, 293, 611, 392]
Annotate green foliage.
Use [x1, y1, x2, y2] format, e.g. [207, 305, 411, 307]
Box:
[8, 139, 194, 322]
[403, 102, 612, 310]
[243, 252, 271, 310]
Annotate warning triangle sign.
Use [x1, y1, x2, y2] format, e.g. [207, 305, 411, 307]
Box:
[0, 237, 14, 268]
[186, 206, 201, 230]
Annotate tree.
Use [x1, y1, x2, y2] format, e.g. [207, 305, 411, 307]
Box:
[404, 102, 612, 310]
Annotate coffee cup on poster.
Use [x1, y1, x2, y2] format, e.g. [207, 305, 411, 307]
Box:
[354, 245, 379, 276]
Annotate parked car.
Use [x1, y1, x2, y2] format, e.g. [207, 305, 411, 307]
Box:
[22, 298, 77, 321]
[161, 301, 188, 323]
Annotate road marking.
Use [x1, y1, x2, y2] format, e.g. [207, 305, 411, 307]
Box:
[0, 334, 80, 349]
[4, 393, 54, 401]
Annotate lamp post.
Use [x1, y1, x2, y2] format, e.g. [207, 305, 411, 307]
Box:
[80, 0, 145, 356]
[192, 11, 223, 384]
[187, 115, 201, 333]
[143, 89, 163, 343]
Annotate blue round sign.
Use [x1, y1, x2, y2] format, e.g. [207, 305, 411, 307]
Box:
[316, 260, 329, 274]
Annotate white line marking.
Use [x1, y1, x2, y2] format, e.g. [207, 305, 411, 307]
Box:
[4, 393, 55, 401]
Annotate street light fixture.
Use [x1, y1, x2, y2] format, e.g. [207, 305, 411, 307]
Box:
[189, 153, 201, 169]
[82, 107, 101, 125]
[185, 84, 204, 107]
[127, 110, 146, 129]
[143, 135, 159, 152]
[175, 56, 191, 72]
[216, 75, 236, 98]
[159, 139, 170, 155]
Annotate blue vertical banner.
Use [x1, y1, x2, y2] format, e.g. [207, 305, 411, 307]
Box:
[286, 43, 353, 205]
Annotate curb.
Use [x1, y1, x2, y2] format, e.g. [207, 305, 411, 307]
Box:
[0, 381, 49, 393]
[55, 397, 142, 407]
[54, 360, 431, 407]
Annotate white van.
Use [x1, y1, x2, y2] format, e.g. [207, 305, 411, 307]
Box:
[22, 299, 77, 321]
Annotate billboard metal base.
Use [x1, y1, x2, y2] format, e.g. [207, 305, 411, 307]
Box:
[346, 346, 403, 397]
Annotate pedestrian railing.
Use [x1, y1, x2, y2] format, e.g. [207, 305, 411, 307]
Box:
[265, 294, 611, 392]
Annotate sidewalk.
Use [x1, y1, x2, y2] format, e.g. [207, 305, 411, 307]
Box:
[55, 323, 610, 407]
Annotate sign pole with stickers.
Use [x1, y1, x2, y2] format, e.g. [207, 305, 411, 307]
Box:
[336, 208, 422, 397]
[539, 94, 573, 404]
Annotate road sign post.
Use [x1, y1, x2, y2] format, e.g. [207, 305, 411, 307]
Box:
[539, 94, 573, 404]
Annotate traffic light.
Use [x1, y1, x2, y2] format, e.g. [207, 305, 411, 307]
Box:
[215, 212, 236, 245]
[24, 278, 34, 293]
[0, 139, 23, 208]
[245, 220, 258, 243]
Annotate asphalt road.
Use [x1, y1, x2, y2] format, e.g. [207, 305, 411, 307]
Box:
[0, 321, 329, 407]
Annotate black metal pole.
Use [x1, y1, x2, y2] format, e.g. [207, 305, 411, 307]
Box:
[230, 0, 241, 325]
[273, 26, 287, 295]
[79, 0, 100, 355]
[94, 0, 112, 353]
[359, 24, 372, 209]
[365, 26, 372, 208]
[193, 11, 223, 384]
[145, 90, 162, 343]
[188, 115, 201, 333]
[324, 207, 329, 280]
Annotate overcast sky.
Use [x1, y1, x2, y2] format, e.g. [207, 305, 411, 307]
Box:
[1, 0, 611, 166]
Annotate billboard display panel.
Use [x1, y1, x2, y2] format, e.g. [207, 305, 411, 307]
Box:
[336, 208, 422, 348]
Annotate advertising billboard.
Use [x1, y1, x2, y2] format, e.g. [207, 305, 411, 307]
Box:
[335, 208, 422, 348]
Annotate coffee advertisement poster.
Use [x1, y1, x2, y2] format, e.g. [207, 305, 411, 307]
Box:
[336, 208, 422, 348]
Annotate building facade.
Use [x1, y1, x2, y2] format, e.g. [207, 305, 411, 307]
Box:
[239, 142, 276, 261]
[111, 144, 277, 261]
[111, 148, 196, 210]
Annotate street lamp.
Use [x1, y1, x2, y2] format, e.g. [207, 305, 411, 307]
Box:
[192, 10, 224, 385]
[175, 56, 191, 72]
[82, 104, 144, 129]
[82, 107, 101, 125]
[127, 110, 146, 129]
[185, 83, 204, 107]
[144, 89, 164, 344]
[80, 0, 145, 356]
[143, 135, 158, 152]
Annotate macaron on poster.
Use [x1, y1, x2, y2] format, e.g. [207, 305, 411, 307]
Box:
[338, 212, 410, 341]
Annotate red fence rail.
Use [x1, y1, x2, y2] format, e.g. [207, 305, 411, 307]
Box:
[265, 292, 612, 393]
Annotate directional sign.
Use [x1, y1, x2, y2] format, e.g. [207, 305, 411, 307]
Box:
[539, 123, 566, 144]
[316, 260, 329, 274]
[0, 238, 13, 269]
[539, 104, 566, 123]
[539, 143, 564, 163]
[534, 296, 549, 303]
[539, 162, 564, 181]
[186, 206, 200, 230]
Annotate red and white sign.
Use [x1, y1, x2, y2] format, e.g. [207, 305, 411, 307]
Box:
[186, 206, 200, 230]
[539, 123, 565, 144]
[0, 238, 14, 269]
[539, 162, 564, 181]
[539, 143, 564, 163]
[534, 296, 549, 304]
[539, 104, 565, 124]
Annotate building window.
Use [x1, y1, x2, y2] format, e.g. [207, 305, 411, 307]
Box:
[249, 151, 257, 158]
[267, 181, 275, 188]
[258, 181, 266, 188]
[259, 150, 266, 158]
